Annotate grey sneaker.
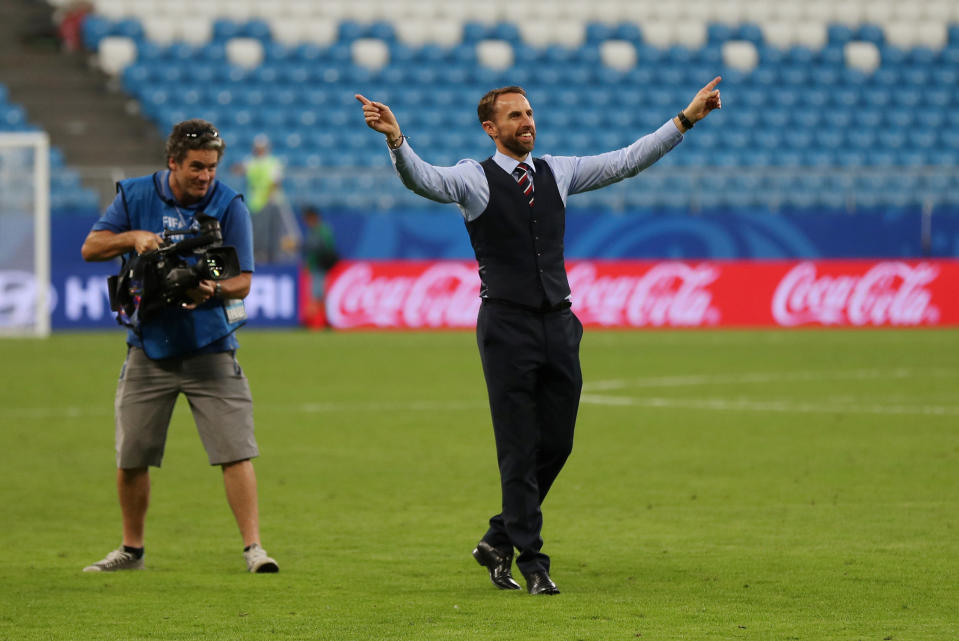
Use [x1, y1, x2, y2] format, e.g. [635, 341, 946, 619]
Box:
[243, 543, 279, 573]
[83, 547, 144, 572]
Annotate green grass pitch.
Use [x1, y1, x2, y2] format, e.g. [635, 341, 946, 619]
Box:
[1, 328, 957, 640]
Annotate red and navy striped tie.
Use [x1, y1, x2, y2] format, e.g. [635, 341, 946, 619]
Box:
[512, 162, 534, 207]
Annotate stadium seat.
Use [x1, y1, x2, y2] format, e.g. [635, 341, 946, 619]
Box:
[98, 36, 137, 75]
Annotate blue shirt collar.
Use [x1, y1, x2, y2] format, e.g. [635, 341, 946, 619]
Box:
[492, 150, 535, 176]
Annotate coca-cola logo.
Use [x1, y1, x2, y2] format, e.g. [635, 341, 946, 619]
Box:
[326, 262, 481, 328]
[569, 262, 720, 327]
[772, 261, 940, 327]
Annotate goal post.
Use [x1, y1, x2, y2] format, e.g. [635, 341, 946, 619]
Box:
[0, 131, 50, 337]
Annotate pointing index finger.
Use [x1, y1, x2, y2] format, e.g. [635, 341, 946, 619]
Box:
[355, 94, 372, 105]
[703, 76, 722, 92]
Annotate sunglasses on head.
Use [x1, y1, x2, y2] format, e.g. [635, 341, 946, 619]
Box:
[181, 125, 219, 139]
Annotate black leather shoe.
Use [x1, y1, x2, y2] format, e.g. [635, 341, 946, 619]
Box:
[525, 570, 560, 595]
[472, 541, 521, 590]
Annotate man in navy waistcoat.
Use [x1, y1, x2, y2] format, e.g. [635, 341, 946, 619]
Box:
[357, 78, 721, 594]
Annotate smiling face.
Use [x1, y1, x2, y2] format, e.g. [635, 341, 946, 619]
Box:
[168, 149, 219, 205]
[482, 92, 536, 160]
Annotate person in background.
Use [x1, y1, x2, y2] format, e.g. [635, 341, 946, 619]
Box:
[357, 77, 721, 595]
[233, 134, 297, 263]
[80, 119, 279, 574]
[300, 205, 339, 327]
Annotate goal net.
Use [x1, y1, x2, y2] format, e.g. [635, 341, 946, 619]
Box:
[0, 132, 50, 337]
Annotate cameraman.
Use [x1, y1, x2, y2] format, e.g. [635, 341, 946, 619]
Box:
[79, 119, 279, 574]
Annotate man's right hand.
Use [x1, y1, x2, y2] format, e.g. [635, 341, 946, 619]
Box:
[356, 94, 403, 147]
[81, 229, 163, 262]
[132, 230, 163, 254]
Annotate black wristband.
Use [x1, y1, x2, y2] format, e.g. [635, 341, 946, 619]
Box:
[677, 111, 694, 130]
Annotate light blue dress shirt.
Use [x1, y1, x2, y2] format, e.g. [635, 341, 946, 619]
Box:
[389, 119, 684, 221]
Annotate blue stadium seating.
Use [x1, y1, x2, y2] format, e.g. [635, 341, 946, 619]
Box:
[33, 9, 959, 212]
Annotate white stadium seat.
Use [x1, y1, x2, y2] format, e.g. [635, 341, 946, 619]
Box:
[722, 40, 759, 72]
[93, 0, 128, 20]
[741, 0, 775, 23]
[682, 0, 719, 22]
[352, 38, 390, 70]
[429, 20, 465, 48]
[600, 40, 637, 71]
[712, 1, 748, 25]
[794, 23, 827, 50]
[771, 1, 803, 22]
[180, 18, 213, 44]
[476, 40, 514, 70]
[640, 22, 673, 49]
[225, 37, 264, 69]
[98, 36, 137, 75]
[141, 16, 178, 45]
[760, 22, 794, 49]
[885, 23, 922, 49]
[674, 22, 707, 49]
[271, 0, 314, 18]
[801, 0, 834, 22]
[923, 0, 956, 22]
[863, 3, 895, 26]
[649, 2, 680, 22]
[916, 22, 948, 50]
[518, 22, 555, 48]
[844, 41, 880, 74]
[831, 4, 864, 26]
[587, 0, 632, 23]
[395, 23, 433, 47]
[301, 18, 338, 47]
[519, 19, 585, 48]
[270, 17, 308, 46]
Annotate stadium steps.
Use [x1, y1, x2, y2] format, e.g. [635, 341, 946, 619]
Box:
[0, 0, 161, 172]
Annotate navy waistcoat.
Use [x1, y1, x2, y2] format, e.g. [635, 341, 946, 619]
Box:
[466, 158, 571, 308]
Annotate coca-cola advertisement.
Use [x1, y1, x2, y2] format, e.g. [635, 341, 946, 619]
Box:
[323, 259, 959, 330]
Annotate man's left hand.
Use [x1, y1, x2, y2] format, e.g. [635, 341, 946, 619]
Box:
[683, 76, 723, 124]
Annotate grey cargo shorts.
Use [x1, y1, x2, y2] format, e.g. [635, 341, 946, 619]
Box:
[114, 347, 258, 468]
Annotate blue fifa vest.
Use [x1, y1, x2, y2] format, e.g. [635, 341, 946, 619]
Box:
[466, 158, 571, 308]
[116, 173, 246, 360]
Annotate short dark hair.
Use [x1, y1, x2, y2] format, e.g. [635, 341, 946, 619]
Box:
[477, 86, 527, 124]
[165, 119, 225, 164]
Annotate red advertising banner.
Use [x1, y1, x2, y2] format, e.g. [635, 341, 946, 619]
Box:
[324, 259, 959, 330]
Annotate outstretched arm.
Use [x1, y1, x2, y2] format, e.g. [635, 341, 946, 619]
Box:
[354, 93, 489, 218]
[673, 76, 723, 133]
[557, 76, 723, 196]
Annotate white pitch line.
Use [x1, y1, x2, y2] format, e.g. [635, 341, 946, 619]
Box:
[3, 369, 954, 420]
[581, 394, 959, 417]
[1, 406, 112, 419]
[583, 368, 956, 392]
[293, 399, 488, 414]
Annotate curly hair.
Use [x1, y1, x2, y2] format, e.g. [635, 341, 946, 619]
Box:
[165, 119, 226, 164]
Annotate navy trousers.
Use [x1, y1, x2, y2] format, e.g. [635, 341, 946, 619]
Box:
[475, 300, 583, 577]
